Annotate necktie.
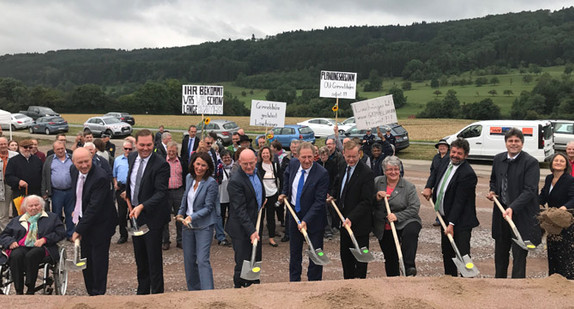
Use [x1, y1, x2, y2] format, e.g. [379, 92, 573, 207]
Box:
[435, 164, 453, 211]
[132, 158, 145, 206]
[340, 166, 352, 208]
[73, 175, 85, 224]
[188, 137, 194, 160]
[500, 159, 512, 205]
[295, 170, 306, 212]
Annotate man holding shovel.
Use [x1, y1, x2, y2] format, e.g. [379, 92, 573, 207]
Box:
[278, 142, 329, 282]
[226, 149, 265, 288]
[71, 147, 118, 295]
[423, 138, 479, 277]
[486, 128, 541, 278]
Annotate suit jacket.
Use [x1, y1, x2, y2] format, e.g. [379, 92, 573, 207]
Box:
[539, 173, 574, 209]
[432, 160, 479, 231]
[331, 160, 375, 236]
[281, 159, 329, 234]
[178, 175, 219, 228]
[373, 176, 421, 239]
[154, 143, 167, 158]
[489, 151, 541, 245]
[225, 168, 265, 239]
[425, 153, 450, 189]
[71, 164, 118, 241]
[180, 135, 200, 167]
[125, 152, 170, 229]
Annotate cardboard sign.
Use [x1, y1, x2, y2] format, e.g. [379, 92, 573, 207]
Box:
[250, 100, 286, 127]
[181, 85, 224, 115]
[351, 95, 397, 130]
[319, 70, 357, 99]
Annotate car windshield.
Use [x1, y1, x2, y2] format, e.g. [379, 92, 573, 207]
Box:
[14, 114, 27, 119]
[46, 117, 64, 122]
[392, 125, 407, 135]
[342, 118, 355, 125]
[103, 117, 120, 124]
[223, 122, 239, 130]
[300, 127, 313, 134]
[39, 107, 56, 114]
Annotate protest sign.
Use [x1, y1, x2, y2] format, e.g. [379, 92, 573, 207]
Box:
[182, 85, 224, 115]
[250, 100, 286, 127]
[319, 70, 357, 99]
[351, 95, 397, 130]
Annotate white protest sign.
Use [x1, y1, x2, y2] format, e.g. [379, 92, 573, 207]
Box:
[351, 95, 398, 130]
[319, 70, 357, 99]
[181, 85, 224, 115]
[250, 100, 286, 127]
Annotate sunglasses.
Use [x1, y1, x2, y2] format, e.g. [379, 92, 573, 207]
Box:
[22, 146, 33, 149]
[124, 147, 132, 150]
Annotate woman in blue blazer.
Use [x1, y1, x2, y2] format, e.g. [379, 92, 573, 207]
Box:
[177, 152, 219, 290]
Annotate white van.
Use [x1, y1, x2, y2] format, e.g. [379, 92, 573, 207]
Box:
[444, 120, 554, 162]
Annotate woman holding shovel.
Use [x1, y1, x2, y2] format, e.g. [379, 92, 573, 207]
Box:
[538, 153, 574, 279]
[176, 152, 219, 290]
[373, 156, 421, 277]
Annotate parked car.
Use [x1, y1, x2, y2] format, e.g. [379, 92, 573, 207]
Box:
[0, 113, 34, 130]
[104, 112, 135, 125]
[84, 116, 133, 138]
[337, 116, 356, 133]
[444, 120, 554, 162]
[549, 120, 574, 152]
[29, 116, 69, 135]
[297, 118, 338, 138]
[19, 106, 60, 120]
[196, 119, 240, 145]
[256, 125, 315, 149]
[340, 123, 410, 152]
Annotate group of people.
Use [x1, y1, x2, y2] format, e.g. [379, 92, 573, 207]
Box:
[1, 123, 573, 296]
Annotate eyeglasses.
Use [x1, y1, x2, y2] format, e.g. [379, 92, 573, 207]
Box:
[22, 146, 33, 149]
[124, 147, 132, 150]
[205, 142, 212, 145]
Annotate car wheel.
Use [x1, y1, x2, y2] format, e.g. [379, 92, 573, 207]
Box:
[217, 137, 224, 145]
[11, 125, 16, 131]
[29, 127, 34, 134]
[45, 128, 50, 135]
[338, 129, 345, 134]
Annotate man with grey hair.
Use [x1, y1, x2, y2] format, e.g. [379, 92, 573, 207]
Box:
[113, 140, 133, 244]
[41, 140, 75, 240]
[0, 136, 18, 223]
[279, 139, 302, 243]
[161, 141, 186, 250]
[83, 142, 112, 181]
[154, 132, 172, 158]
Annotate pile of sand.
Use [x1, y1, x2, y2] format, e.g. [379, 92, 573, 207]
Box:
[539, 208, 573, 235]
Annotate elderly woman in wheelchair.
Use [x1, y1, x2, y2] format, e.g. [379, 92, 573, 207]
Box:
[0, 195, 65, 295]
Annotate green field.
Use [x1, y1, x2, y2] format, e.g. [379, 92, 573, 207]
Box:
[223, 65, 567, 118]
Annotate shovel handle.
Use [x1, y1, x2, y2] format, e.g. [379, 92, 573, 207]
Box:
[74, 238, 81, 247]
[284, 200, 302, 225]
[330, 200, 356, 239]
[493, 196, 518, 229]
[384, 196, 405, 273]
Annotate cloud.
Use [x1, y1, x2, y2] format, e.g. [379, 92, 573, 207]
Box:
[0, 0, 571, 55]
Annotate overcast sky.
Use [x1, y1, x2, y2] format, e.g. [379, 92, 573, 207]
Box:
[0, 0, 571, 55]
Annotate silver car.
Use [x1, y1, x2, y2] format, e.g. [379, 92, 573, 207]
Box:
[84, 116, 133, 138]
[0, 113, 34, 130]
[551, 120, 574, 151]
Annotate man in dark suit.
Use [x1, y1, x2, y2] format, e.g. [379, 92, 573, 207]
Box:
[71, 147, 118, 296]
[125, 129, 170, 294]
[487, 128, 541, 278]
[181, 125, 199, 169]
[279, 142, 329, 282]
[427, 138, 479, 277]
[328, 140, 375, 279]
[154, 132, 170, 159]
[225, 149, 265, 288]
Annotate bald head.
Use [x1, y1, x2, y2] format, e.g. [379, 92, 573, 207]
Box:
[73, 147, 92, 174]
[238, 149, 256, 175]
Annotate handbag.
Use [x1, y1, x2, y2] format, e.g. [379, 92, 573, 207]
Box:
[13, 187, 28, 216]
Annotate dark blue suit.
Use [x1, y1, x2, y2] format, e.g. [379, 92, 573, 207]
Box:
[71, 164, 118, 295]
[282, 159, 329, 281]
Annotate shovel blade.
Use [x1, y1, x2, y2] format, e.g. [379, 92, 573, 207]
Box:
[512, 238, 536, 251]
[349, 247, 374, 263]
[452, 255, 479, 278]
[240, 260, 262, 281]
[129, 224, 149, 237]
[307, 248, 330, 266]
[65, 259, 87, 271]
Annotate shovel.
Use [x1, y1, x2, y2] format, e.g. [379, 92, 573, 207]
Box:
[66, 239, 87, 271]
[129, 217, 149, 237]
[384, 196, 406, 276]
[429, 199, 479, 277]
[493, 196, 536, 251]
[284, 200, 330, 265]
[240, 203, 265, 281]
[329, 200, 374, 263]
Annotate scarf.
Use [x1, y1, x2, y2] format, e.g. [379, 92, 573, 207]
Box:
[24, 213, 42, 247]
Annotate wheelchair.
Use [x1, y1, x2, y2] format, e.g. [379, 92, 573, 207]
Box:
[0, 244, 68, 295]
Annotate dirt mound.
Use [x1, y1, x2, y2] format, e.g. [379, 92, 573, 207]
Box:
[539, 208, 574, 235]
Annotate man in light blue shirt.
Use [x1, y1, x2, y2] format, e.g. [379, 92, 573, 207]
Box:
[113, 141, 132, 244]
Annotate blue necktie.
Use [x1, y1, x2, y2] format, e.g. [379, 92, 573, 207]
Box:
[295, 170, 306, 212]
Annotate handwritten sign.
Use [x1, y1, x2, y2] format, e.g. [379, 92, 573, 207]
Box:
[250, 100, 286, 127]
[351, 95, 397, 130]
[182, 85, 224, 115]
[319, 70, 357, 99]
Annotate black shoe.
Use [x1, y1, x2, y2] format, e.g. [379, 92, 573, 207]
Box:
[218, 239, 230, 246]
[280, 235, 289, 242]
[269, 240, 278, 247]
[117, 236, 128, 244]
[406, 267, 417, 277]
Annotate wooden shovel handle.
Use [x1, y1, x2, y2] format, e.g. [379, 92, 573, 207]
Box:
[493, 196, 517, 228]
[330, 200, 354, 236]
